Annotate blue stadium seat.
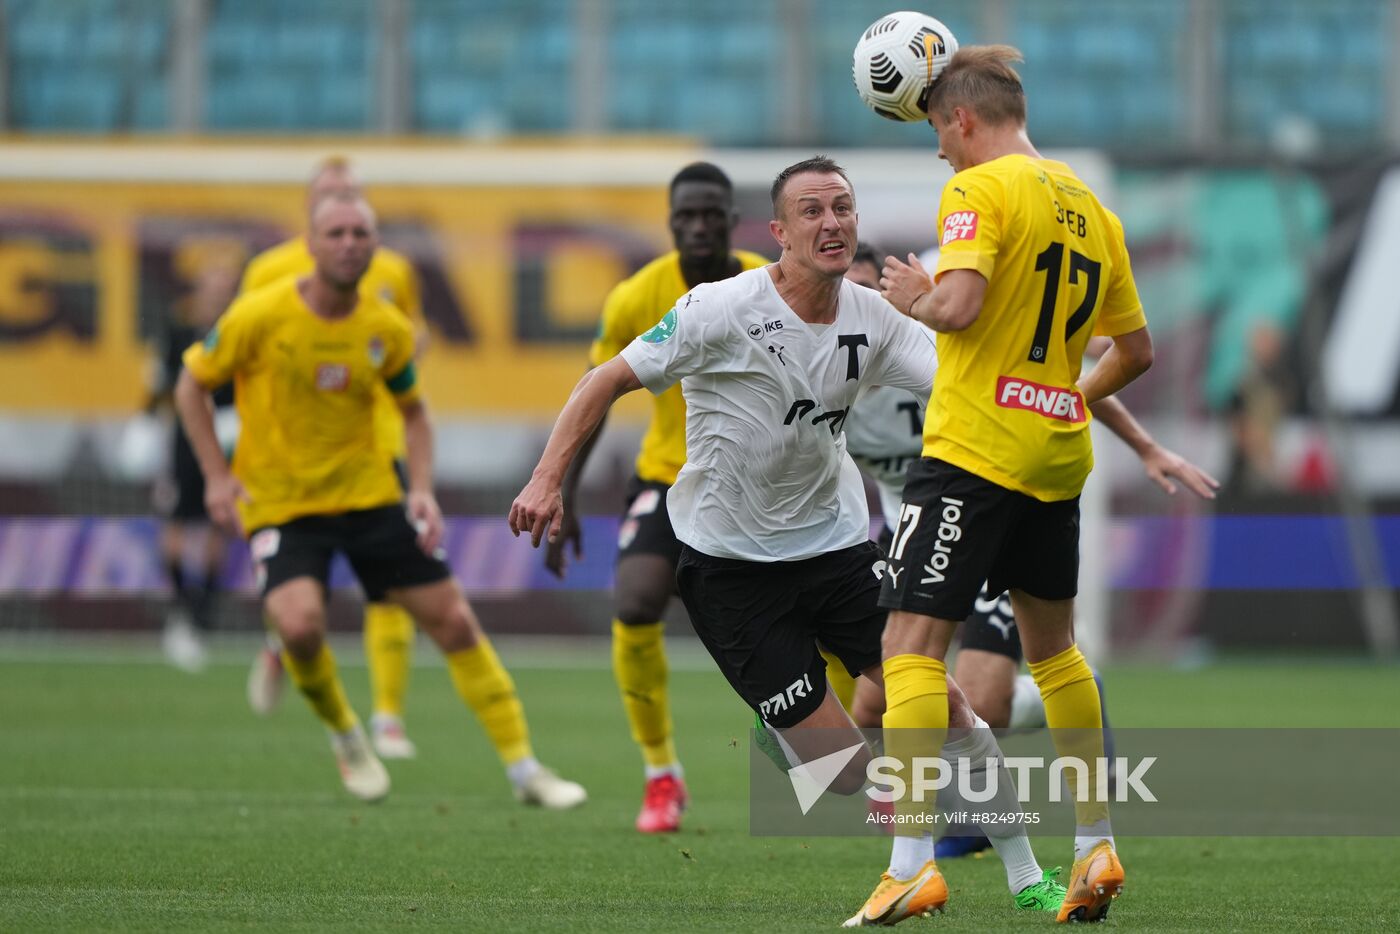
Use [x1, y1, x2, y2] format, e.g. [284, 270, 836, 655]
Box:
[0, 0, 1392, 146]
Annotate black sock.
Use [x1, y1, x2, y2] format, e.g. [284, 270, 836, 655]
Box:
[166, 559, 194, 616]
[191, 569, 220, 632]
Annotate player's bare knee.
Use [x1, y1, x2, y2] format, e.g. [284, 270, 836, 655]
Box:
[264, 583, 325, 658]
[954, 650, 1017, 728]
[828, 746, 874, 796]
[273, 606, 324, 659]
[413, 596, 478, 653]
[613, 554, 674, 625]
[614, 583, 671, 626]
[850, 678, 886, 730]
[946, 679, 979, 730]
[964, 684, 1010, 729]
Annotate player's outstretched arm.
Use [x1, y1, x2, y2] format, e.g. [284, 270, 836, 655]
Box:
[174, 367, 248, 535]
[1078, 326, 1154, 405]
[544, 366, 608, 579]
[1088, 396, 1220, 499]
[510, 356, 643, 548]
[399, 398, 444, 554]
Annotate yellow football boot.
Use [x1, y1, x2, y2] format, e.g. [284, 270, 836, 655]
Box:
[1056, 841, 1124, 923]
[843, 860, 948, 927]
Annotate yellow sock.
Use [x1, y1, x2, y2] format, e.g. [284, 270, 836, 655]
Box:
[882, 654, 948, 831]
[612, 620, 677, 769]
[821, 648, 857, 713]
[1028, 644, 1107, 827]
[445, 640, 533, 765]
[364, 602, 415, 718]
[282, 644, 357, 734]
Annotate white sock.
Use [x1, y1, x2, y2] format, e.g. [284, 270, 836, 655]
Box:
[887, 833, 934, 879]
[1009, 674, 1047, 731]
[644, 762, 683, 780]
[505, 756, 542, 788]
[1074, 825, 1114, 862]
[944, 716, 1044, 894]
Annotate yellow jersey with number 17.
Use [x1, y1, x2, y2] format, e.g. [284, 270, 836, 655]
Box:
[241, 236, 422, 459]
[590, 249, 770, 485]
[927, 154, 1147, 502]
[183, 278, 421, 534]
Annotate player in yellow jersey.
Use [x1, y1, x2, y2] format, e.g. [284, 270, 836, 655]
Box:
[543, 162, 768, 833]
[175, 193, 586, 809]
[241, 157, 425, 763]
[849, 47, 1154, 926]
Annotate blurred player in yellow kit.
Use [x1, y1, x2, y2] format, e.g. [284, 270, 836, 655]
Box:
[240, 157, 425, 762]
[545, 162, 773, 832]
[176, 192, 586, 808]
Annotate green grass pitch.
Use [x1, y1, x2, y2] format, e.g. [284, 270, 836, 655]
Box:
[1, 642, 1397, 931]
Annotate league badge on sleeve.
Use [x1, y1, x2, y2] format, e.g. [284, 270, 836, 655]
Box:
[640, 308, 678, 344]
[368, 336, 385, 368]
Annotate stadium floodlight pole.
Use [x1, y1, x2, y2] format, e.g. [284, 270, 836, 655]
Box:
[169, 0, 208, 133]
[0, 5, 9, 130]
[374, 0, 410, 134]
[1272, 129, 1400, 658]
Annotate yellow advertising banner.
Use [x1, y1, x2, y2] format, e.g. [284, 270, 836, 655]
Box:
[0, 150, 696, 416]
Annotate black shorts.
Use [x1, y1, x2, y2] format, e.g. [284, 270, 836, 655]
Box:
[676, 540, 886, 729]
[157, 427, 209, 521]
[878, 458, 1080, 622]
[617, 476, 683, 566]
[249, 505, 451, 601]
[960, 583, 1023, 661]
[877, 520, 1022, 662]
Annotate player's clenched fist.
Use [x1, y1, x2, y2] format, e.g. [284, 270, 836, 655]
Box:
[509, 478, 564, 548]
[879, 253, 932, 316]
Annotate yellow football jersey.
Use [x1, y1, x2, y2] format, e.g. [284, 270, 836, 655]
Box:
[590, 249, 770, 485]
[927, 155, 1147, 501]
[240, 236, 422, 458]
[183, 277, 421, 533]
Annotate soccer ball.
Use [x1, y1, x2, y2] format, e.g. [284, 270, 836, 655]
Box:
[852, 11, 960, 122]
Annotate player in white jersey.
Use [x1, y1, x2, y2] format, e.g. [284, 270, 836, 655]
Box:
[514, 157, 1070, 913]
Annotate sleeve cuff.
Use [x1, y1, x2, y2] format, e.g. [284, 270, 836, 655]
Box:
[934, 252, 995, 283]
[1094, 307, 1148, 338]
[618, 343, 670, 395]
[181, 355, 224, 390]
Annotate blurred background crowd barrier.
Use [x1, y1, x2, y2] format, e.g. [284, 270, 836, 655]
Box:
[1, 0, 1398, 660]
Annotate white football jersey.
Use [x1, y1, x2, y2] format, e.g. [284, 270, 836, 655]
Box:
[846, 385, 927, 527]
[620, 267, 936, 562]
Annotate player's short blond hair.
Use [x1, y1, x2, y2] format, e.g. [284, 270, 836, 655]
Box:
[306, 156, 361, 217]
[309, 190, 377, 233]
[926, 45, 1026, 127]
[310, 155, 353, 185]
